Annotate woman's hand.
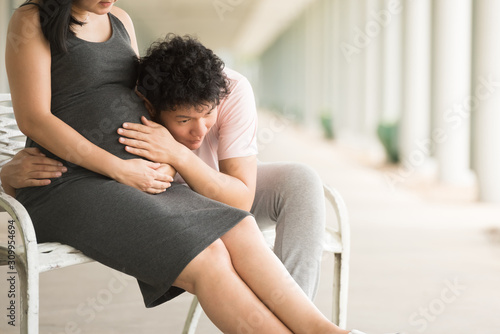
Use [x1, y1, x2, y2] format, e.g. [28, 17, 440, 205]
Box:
[0, 148, 67, 196]
[117, 116, 184, 165]
[157, 163, 177, 179]
[113, 158, 173, 194]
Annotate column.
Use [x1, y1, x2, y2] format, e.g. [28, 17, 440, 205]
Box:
[334, 0, 351, 135]
[399, 0, 432, 172]
[431, 0, 473, 185]
[329, 0, 342, 136]
[381, 0, 403, 125]
[319, 0, 335, 137]
[305, 1, 323, 127]
[364, 0, 384, 139]
[472, 0, 500, 202]
[342, 0, 366, 135]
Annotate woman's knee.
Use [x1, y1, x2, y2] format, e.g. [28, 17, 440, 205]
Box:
[173, 239, 233, 293]
[221, 216, 263, 244]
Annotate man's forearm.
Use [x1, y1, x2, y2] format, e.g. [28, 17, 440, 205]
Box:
[173, 148, 255, 211]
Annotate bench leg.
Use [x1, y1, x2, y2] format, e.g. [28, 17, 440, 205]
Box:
[332, 252, 341, 326]
[338, 252, 349, 329]
[17, 259, 39, 334]
[182, 296, 203, 334]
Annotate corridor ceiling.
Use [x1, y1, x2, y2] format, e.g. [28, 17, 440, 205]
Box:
[116, 0, 315, 57]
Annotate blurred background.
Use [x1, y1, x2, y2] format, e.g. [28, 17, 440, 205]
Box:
[1, 0, 500, 333]
[2, 0, 500, 202]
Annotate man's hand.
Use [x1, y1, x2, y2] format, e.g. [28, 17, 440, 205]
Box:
[0, 148, 67, 196]
[117, 116, 184, 165]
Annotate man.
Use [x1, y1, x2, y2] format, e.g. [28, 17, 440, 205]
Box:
[1, 34, 325, 300]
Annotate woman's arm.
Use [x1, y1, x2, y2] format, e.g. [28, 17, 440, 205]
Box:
[6, 7, 170, 194]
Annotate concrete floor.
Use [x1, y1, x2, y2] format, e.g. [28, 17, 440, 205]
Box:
[1, 110, 500, 334]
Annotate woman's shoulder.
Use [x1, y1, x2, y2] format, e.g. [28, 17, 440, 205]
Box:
[8, 2, 44, 43]
[110, 5, 138, 54]
[10, 2, 41, 24]
[110, 6, 134, 30]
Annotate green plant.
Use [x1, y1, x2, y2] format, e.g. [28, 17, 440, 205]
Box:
[377, 121, 399, 163]
[319, 111, 334, 139]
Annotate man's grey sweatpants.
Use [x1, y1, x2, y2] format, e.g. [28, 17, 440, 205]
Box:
[251, 161, 325, 300]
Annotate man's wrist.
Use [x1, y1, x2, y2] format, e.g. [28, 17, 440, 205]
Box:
[171, 144, 191, 171]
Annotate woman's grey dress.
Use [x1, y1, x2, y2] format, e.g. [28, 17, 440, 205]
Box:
[15, 13, 249, 307]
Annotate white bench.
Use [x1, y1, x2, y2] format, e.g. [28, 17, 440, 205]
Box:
[0, 93, 350, 333]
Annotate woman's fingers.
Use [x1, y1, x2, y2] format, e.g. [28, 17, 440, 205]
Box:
[155, 172, 174, 182]
[144, 177, 172, 194]
[143, 167, 174, 194]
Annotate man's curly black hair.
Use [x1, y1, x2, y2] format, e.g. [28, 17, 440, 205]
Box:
[136, 34, 230, 121]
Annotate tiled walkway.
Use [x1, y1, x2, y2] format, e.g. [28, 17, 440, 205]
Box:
[1, 110, 499, 333]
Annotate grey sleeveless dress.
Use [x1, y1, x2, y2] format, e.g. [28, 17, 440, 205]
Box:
[15, 13, 249, 307]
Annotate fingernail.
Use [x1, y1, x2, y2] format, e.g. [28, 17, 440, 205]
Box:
[123, 123, 128, 128]
[117, 128, 123, 134]
[62, 167, 67, 172]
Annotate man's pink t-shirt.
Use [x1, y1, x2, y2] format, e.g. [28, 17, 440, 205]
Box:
[174, 68, 258, 184]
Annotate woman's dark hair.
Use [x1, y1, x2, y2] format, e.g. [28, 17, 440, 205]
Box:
[136, 34, 231, 120]
[21, 0, 87, 53]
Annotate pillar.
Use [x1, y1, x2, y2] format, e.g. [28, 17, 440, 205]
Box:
[399, 0, 432, 172]
[431, 0, 473, 184]
[472, 0, 500, 202]
[340, 0, 366, 135]
[364, 0, 384, 138]
[381, 0, 403, 125]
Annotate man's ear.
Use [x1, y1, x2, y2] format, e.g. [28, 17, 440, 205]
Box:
[143, 99, 156, 120]
[135, 88, 156, 119]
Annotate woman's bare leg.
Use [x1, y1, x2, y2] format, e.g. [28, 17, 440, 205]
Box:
[220, 216, 350, 334]
[172, 237, 292, 334]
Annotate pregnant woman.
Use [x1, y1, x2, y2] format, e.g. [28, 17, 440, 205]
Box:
[4, 1, 391, 333]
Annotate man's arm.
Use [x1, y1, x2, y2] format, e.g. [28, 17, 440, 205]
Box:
[119, 117, 257, 211]
[175, 150, 257, 211]
[118, 70, 259, 210]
